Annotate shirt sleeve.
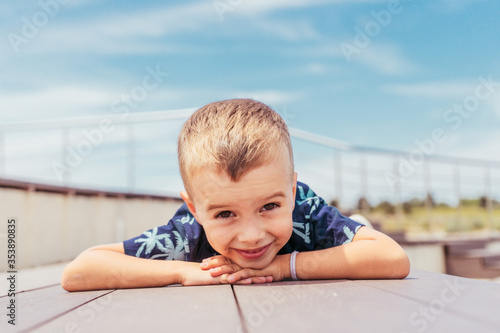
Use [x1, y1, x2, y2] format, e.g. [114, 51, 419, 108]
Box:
[123, 203, 214, 262]
[283, 181, 364, 253]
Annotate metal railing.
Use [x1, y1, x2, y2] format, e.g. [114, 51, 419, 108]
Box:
[1, 109, 499, 232]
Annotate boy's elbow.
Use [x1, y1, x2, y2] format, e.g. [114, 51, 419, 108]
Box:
[61, 252, 97, 292]
[61, 276, 77, 292]
[61, 264, 84, 292]
[389, 247, 410, 279]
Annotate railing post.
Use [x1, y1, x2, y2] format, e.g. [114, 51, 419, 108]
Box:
[393, 155, 404, 223]
[454, 163, 462, 225]
[334, 150, 342, 209]
[424, 160, 433, 224]
[484, 164, 494, 233]
[0, 131, 4, 176]
[360, 151, 369, 215]
[61, 127, 70, 185]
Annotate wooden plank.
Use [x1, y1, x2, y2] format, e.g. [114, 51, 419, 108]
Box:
[0, 262, 69, 296]
[233, 279, 498, 333]
[0, 284, 112, 332]
[354, 269, 500, 329]
[34, 284, 242, 333]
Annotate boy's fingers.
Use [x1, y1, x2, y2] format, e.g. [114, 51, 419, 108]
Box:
[250, 276, 268, 284]
[218, 274, 251, 285]
[229, 276, 271, 285]
[235, 278, 253, 285]
[204, 255, 226, 263]
[202, 255, 225, 264]
[218, 273, 231, 284]
[208, 265, 237, 277]
[227, 268, 259, 283]
[200, 256, 232, 270]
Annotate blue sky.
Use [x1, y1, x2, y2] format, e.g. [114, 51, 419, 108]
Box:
[1, 0, 499, 205]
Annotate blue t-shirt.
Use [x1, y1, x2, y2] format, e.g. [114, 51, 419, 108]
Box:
[123, 181, 364, 262]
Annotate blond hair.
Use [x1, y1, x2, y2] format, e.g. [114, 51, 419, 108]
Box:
[178, 99, 294, 194]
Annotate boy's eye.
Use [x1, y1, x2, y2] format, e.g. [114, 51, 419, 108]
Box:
[262, 203, 279, 211]
[216, 211, 233, 219]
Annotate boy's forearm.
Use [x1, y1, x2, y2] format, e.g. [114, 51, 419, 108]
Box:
[292, 229, 410, 280]
[223, 228, 409, 283]
[61, 247, 188, 291]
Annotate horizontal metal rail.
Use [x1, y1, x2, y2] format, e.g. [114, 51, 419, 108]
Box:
[0, 108, 197, 132]
[2, 109, 500, 167]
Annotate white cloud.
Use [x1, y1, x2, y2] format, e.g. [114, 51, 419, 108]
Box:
[355, 43, 420, 75]
[382, 81, 474, 99]
[0, 84, 303, 124]
[306, 62, 329, 75]
[383, 79, 500, 118]
[486, 90, 500, 119]
[302, 43, 345, 58]
[443, 130, 500, 162]
[302, 63, 346, 76]
[236, 0, 325, 15]
[2, 0, 388, 58]
[253, 19, 320, 41]
[433, 0, 486, 12]
[232, 90, 303, 105]
[96, 2, 214, 38]
[2, 2, 215, 57]
[0, 86, 116, 121]
[236, 0, 386, 16]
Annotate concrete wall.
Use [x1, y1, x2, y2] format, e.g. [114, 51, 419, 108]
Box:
[0, 186, 183, 271]
[0, 181, 451, 274]
[402, 244, 446, 274]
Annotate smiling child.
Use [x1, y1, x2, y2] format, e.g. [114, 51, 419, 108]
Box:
[61, 99, 409, 291]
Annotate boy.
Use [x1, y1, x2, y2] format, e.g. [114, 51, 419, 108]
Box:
[61, 99, 410, 291]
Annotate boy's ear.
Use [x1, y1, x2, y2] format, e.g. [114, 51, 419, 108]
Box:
[180, 191, 199, 221]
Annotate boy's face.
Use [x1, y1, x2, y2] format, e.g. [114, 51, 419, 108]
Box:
[181, 155, 297, 269]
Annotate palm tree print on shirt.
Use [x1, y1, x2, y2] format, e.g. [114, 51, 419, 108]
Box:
[134, 227, 185, 260]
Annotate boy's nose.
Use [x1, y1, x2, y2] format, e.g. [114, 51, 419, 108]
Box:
[237, 219, 266, 245]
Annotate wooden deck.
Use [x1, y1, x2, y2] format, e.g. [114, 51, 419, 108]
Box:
[1, 265, 500, 333]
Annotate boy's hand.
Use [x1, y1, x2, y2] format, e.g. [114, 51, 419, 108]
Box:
[180, 262, 233, 286]
[180, 260, 267, 286]
[200, 255, 283, 284]
[181, 258, 272, 286]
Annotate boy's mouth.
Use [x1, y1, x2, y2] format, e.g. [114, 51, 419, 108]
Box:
[234, 243, 272, 260]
